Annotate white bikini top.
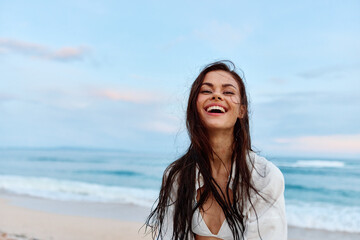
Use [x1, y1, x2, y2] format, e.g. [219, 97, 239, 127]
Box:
[191, 207, 234, 240]
[191, 177, 237, 240]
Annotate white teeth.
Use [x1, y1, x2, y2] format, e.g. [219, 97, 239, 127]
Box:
[206, 105, 225, 113]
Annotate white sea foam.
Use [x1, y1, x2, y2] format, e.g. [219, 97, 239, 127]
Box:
[294, 160, 345, 168]
[0, 175, 158, 207]
[286, 201, 360, 233]
[277, 160, 345, 168]
[1, 174, 359, 233]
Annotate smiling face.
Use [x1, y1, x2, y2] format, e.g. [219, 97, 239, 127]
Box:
[196, 70, 245, 132]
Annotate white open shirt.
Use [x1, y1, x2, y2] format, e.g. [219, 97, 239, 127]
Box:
[160, 151, 287, 240]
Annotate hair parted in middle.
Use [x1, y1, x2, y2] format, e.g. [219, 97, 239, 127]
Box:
[146, 60, 263, 240]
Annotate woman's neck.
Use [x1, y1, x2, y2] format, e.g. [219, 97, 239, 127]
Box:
[208, 129, 234, 177]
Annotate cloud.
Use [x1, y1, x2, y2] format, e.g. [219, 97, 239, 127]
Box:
[2, 83, 169, 111]
[143, 120, 179, 134]
[0, 93, 14, 102]
[0, 38, 89, 62]
[33, 86, 167, 108]
[0, 47, 7, 53]
[193, 21, 252, 51]
[297, 65, 354, 79]
[255, 90, 360, 106]
[89, 87, 167, 104]
[274, 134, 360, 154]
[251, 90, 360, 154]
[268, 78, 287, 85]
[47, 46, 88, 61]
[0, 38, 45, 54]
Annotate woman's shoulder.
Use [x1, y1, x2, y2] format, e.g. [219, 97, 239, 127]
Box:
[247, 151, 285, 194]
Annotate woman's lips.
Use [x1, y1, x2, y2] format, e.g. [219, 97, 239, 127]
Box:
[204, 104, 227, 113]
[205, 111, 225, 116]
[204, 104, 227, 116]
[206, 105, 225, 113]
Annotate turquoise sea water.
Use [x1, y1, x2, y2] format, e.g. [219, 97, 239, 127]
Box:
[0, 148, 359, 232]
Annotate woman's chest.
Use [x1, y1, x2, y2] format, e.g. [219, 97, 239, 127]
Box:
[196, 186, 233, 235]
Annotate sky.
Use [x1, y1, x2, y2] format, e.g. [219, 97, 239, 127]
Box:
[0, 0, 359, 158]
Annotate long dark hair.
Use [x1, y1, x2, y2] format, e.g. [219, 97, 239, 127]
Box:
[146, 60, 261, 240]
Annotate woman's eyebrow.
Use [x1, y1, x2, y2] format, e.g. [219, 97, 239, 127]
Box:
[222, 83, 237, 89]
[202, 82, 213, 87]
[202, 82, 237, 89]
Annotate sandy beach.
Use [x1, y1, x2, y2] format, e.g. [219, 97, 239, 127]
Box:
[0, 192, 152, 240]
[0, 191, 359, 240]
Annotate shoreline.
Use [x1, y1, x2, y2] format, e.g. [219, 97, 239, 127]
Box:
[0, 191, 359, 240]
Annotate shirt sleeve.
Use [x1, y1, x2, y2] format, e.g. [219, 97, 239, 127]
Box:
[160, 201, 175, 239]
[159, 171, 195, 240]
[158, 170, 177, 240]
[157, 168, 195, 240]
[245, 160, 287, 240]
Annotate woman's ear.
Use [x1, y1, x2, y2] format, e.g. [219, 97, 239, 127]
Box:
[238, 105, 246, 119]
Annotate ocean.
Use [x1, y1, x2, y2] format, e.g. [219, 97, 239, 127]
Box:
[0, 148, 359, 233]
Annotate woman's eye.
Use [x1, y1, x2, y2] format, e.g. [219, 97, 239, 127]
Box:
[200, 90, 212, 94]
[224, 91, 235, 95]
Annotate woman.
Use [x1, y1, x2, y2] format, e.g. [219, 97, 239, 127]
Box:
[146, 61, 287, 240]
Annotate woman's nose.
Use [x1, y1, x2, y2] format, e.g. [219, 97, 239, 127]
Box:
[212, 93, 223, 100]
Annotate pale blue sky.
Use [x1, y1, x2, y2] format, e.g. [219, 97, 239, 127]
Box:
[1, 0, 359, 157]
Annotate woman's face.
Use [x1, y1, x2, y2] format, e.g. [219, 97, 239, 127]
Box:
[196, 70, 245, 132]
